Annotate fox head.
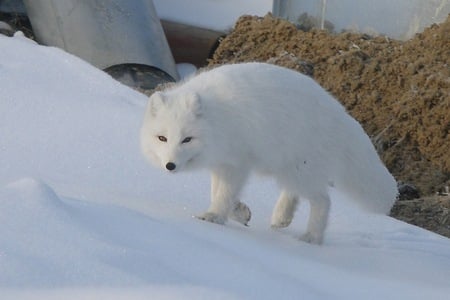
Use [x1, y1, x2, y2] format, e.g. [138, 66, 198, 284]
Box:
[140, 91, 207, 172]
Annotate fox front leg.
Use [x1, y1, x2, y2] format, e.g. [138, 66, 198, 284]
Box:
[197, 166, 249, 225]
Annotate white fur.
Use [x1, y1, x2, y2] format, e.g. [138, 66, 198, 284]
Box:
[140, 62, 398, 244]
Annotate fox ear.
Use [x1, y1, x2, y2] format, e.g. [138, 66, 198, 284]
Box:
[147, 92, 166, 116]
[184, 93, 202, 117]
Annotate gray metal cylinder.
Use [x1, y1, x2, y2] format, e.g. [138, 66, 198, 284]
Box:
[23, 0, 179, 81]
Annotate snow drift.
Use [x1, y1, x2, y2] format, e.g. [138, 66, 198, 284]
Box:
[1, 33, 450, 300]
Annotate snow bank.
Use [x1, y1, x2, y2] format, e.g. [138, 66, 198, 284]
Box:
[1, 33, 450, 300]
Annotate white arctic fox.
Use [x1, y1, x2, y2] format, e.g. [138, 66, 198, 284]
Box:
[140, 62, 397, 244]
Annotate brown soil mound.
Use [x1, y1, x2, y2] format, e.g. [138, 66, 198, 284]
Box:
[209, 14, 450, 196]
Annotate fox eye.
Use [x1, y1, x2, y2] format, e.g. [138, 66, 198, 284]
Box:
[157, 136, 167, 142]
[181, 137, 192, 144]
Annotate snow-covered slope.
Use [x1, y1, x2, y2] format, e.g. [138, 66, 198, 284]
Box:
[1, 33, 450, 300]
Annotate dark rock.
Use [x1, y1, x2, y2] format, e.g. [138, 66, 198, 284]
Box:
[398, 182, 420, 200]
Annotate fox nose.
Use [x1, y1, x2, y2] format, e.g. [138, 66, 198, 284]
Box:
[165, 162, 176, 171]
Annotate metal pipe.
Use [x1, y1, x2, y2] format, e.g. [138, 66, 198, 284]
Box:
[23, 0, 179, 82]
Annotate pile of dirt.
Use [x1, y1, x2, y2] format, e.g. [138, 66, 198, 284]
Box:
[209, 13, 449, 196]
[209, 14, 449, 237]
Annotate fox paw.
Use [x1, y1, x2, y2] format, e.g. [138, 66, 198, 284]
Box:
[299, 232, 323, 245]
[270, 218, 293, 229]
[196, 212, 227, 225]
[229, 202, 251, 226]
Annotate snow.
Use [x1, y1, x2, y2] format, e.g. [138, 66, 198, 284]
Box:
[153, 0, 273, 31]
[1, 32, 450, 300]
[176, 63, 198, 79]
[0, 20, 12, 31]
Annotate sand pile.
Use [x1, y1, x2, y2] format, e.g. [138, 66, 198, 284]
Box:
[209, 14, 449, 196]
